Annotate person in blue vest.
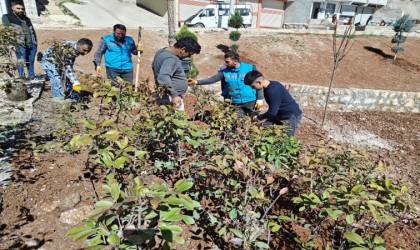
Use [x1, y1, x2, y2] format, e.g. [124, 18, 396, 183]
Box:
[2, 1, 37, 79]
[93, 24, 143, 84]
[188, 51, 264, 117]
[244, 70, 302, 136]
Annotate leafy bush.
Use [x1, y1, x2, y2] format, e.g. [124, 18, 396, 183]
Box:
[228, 11, 244, 29]
[0, 25, 19, 77]
[229, 31, 241, 41]
[176, 25, 197, 41]
[229, 43, 239, 53]
[53, 74, 413, 249]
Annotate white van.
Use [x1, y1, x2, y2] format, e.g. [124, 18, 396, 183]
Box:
[184, 3, 253, 28]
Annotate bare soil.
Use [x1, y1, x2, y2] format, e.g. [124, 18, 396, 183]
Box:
[1, 29, 419, 249]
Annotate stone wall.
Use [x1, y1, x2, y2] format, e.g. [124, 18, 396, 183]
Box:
[286, 83, 419, 113]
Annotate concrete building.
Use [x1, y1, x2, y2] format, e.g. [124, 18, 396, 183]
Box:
[283, 0, 389, 28]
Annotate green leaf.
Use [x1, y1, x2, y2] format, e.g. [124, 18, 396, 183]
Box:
[159, 223, 183, 234]
[344, 231, 365, 245]
[85, 245, 107, 250]
[385, 179, 392, 189]
[249, 186, 258, 197]
[102, 130, 119, 141]
[114, 156, 126, 169]
[249, 228, 263, 242]
[107, 232, 120, 245]
[229, 209, 237, 220]
[70, 134, 93, 147]
[174, 235, 185, 244]
[350, 248, 369, 250]
[102, 153, 113, 168]
[163, 196, 182, 206]
[174, 179, 194, 192]
[269, 222, 281, 232]
[326, 209, 343, 220]
[89, 200, 113, 218]
[110, 183, 120, 201]
[351, 185, 364, 194]
[255, 241, 270, 249]
[229, 228, 244, 238]
[345, 214, 354, 224]
[182, 215, 195, 225]
[160, 208, 183, 222]
[79, 119, 97, 130]
[218, 227, 227, 236]
[67, 225, 96, 241]
[100, 118, 115, 127]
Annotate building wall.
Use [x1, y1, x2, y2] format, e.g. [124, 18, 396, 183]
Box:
[283, 0, 313, 27]
[373, 0, 420, 24]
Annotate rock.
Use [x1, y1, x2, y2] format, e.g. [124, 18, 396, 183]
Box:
[59, 205, 92, 225]
[3, 79, 30, 102]
[62, 193, 81, 209]
[40, 200, 61, 212]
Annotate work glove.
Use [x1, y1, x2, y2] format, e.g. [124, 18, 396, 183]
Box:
[187, 78, 197, 86]
[96, 66, 101, 74]
[137, 44, 144, 52]
[254, 100, 264, 110]
[72, 81, 82, 92]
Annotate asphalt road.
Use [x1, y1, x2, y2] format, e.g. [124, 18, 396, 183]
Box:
[64, 0, 167, 28]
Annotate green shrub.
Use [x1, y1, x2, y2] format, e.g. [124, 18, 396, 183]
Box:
[176, 25, 198, 41]
[228, 11, 244, 29]
[229, 43, 239, 52]
[229, 31, 241, 41]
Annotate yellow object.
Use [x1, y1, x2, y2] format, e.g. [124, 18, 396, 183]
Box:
[254, 100, 264, 110]
[96, 66, 102, 74]
[187, 78, 197, 86]
[137, 44, 144, 52]
[72, 83, 82, 92]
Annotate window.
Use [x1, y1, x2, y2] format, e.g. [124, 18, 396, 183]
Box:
[236, 8, 249, 16]
[205, 8, 215, 17]
[325, 3, 336, 18]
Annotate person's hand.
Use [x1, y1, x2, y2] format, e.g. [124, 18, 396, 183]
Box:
[96, 66, 101, 74]
[171, 96, 181, 108]
[187, 78, 197, 86]
[72, 81, 82, 92]
[137, 44, 144, 52]
[254, 100, 264, 110]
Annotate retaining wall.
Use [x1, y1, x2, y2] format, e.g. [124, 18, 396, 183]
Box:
[286, 83, 420, 113]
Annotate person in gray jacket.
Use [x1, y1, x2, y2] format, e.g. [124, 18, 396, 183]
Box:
[152, 37, 201, 110]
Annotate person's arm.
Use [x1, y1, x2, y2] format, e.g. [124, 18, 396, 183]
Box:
[196, 71, 224, 85]
[257, 89, 281, 121]
[93, 38, 107, 66]
[131, 41, 138, 55]
[156, 57, 179, 97]
[2, 15, 11, 26]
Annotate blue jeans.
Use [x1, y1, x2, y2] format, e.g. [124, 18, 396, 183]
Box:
[106, 67, 133, 85]
[41, 61, 81, 101]
[15, 44, 37, 79]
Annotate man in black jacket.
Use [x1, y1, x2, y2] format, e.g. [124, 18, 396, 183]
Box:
[2, 1, 38, 79]
[244, 70, 302, 136]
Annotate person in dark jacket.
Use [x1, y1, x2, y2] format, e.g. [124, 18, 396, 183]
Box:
[2, 0, 37, 79]
[244, 70, 302, 136]
[188, 51, 264, 117]
[93, 24, 143, 84]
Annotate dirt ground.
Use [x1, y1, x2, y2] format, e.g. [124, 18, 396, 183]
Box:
[1, 29, 419, 249]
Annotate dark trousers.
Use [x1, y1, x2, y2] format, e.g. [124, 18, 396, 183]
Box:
[264, 114, 302, 136]
[233, 100, 258, 118]
[15, 44, 37, 79]
[106, 67, 133, 85]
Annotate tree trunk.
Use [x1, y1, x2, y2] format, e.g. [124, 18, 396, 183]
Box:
[229, 0, 236, 15]
[167, 0, 176, 46]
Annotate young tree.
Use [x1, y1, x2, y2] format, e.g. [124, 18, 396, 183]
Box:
[391, 14, 415, 60]
[322, 25, 355, 126]
[228, 11, 243, 52]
